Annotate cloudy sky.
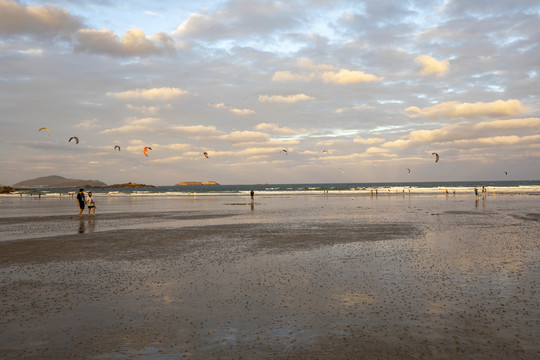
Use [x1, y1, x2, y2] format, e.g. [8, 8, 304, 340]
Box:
[1, 0, 539, 185]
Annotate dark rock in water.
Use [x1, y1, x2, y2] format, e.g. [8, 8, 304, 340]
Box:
[0, 186, 15, 194]
[12, 175, 107, 189]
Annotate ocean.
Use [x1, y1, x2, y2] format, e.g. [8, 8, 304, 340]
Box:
[3, 180, 540, 198]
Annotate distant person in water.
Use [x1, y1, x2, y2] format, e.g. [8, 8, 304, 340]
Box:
[87, 191, 96, 216]
[76, 188, 85, 217]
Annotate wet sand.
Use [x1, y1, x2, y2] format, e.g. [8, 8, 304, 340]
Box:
[0, 195, 539, 359]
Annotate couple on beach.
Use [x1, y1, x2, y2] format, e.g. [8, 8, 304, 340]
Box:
[76, 188, 96, 217]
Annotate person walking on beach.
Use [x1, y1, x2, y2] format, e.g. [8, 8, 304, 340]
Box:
[87, 191, 96, 216]
[76, 188, 85, 217]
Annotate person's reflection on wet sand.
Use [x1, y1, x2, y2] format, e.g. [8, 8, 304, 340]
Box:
[78, 218, 86, 234]
[87, 218, 96, 233]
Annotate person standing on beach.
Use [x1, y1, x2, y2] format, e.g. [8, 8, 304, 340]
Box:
[250, 189, 254, 203]
[87, 191, 96, 216]
[76, 188, 85, 217]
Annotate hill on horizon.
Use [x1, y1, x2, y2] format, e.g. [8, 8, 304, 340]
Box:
[13, 175, 107, 189]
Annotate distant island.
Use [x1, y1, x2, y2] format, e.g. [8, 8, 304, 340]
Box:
[105, 182, 154, 188]
[176, 181, 220, 186]
[12, 175, 107, 189]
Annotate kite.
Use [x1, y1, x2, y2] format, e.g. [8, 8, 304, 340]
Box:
[281, 149, 288, 156]
[38, 127, 50, 135]
[69, 136, 79, 144]
[407, 168, 411, 173]
[203, 152, 209, 158]
[144, 147, 152, 157]
[432, 152, 439, 163]
[504, 171, 508, 175]
[322, 150, 329, 154]
[339, 168, 344, 175]
[114, 145, 121, 151]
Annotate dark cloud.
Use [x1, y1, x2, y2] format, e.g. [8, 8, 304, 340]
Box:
[75, 28, 175, 57]
[0, 0, 83, 38]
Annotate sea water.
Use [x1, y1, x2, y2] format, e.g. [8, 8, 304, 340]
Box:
[2, 180, 540, 198]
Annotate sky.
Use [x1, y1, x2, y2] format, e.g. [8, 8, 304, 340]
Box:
[1, 0, 539, 186]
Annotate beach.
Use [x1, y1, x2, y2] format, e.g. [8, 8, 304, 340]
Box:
[0, 193, 539, 359]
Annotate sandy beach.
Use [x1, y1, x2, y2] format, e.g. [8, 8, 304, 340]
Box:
[0, 193, 539, 359]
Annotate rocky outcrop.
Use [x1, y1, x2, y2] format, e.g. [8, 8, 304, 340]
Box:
[176, 181, 220, 186]
[0, 186, 15, 194]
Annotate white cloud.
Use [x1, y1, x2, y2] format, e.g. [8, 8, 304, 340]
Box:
[210, 102, 255, 116]
[406, 99, 527, 119]
[217, 131, 269, 143]
[335, 105, 374, 114]
[101, 117, 161, 133]
[258, 94, 314, 103]
[254, 123, 305, 135]
[353, 136, 385, 145]
[172, 13, 214, 36]
[169, 125, 222, 136]
[107, 87, 188, 101]
[321, 69, 382, 84]
[414, 55, 449, 76]
[272, 58, 383, 85]
[144, 11, 164, 18]
[364, 147, 393, 156]
[75, 118, 99, 129]
[384, 117, 540, 149]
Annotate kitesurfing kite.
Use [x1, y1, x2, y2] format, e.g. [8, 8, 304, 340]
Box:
[432, 152, 439, 163]
[281, 149, 288, 156]
[203, 152, 209, 158]
[69, 136, 79, 144]
[505, 171, 508, 175]
[38, 127, 50, 135]
[114, 145, 121, 151]
[144, 147, 152, 157]
[322, 150, 329, 154]
[407, 168, 411, 173]
[339, 168, 345, 175]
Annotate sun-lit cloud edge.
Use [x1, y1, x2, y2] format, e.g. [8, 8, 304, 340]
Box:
[258, 94, 314, 103]
[406, 99, 527, 119]
[209, 102, 255, 116]
[383, 117, 540, 149]
[414, 55, 449, 76]
[107, 87, 189, 100]
[255, 122, 306, 135]
[272, 58, 383, 85]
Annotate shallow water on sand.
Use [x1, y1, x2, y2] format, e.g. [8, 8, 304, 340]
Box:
[0, 194, 539, 359]
[1, 192, 538, 241]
